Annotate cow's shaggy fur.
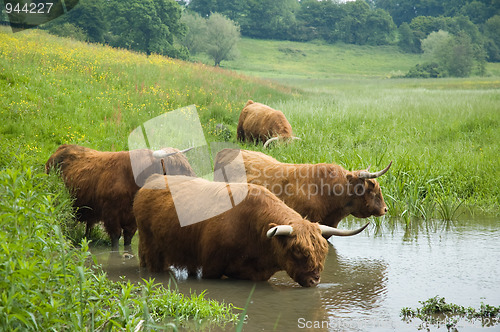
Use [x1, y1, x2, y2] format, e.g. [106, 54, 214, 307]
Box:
[134, 175, 329, 287]
[237, 100, 295, 147]
[214, 149, 389, 228]
[45, 144, 195, 247]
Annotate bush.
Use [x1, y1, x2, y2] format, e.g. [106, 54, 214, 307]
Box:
[409, 29, 484, 77]
[47, 22, 88, 42]
[405, 62, 444, 78]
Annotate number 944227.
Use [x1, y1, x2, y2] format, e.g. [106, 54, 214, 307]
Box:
[5, 2, 54, 14]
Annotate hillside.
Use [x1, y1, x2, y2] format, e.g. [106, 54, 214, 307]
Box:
[0, 28, 293, 164]
[199, 37, 500, 84]
[223, 38, 422, 79]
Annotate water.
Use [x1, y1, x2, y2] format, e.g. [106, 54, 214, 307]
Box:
[91, 217, 500, 331]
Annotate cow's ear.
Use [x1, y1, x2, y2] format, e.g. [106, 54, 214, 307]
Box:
[268, 223, 278, 230]
[347, 173, 363, 184]
[347, 174, 365, 196]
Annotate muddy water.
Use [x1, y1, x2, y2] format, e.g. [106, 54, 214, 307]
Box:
[91, 217, 499, 331]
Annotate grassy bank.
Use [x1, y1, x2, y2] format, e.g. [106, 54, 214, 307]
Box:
[0, 26, 498, 329]
[0, 157, 239, 330]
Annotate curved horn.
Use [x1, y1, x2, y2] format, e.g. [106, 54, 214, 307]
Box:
[263, 136, 280, 149]
[358, 161, 392, 179]
[319, 222, 369, 237]
[153, 146, 194, 159]
[291, 136, 301, 141]
[267, 225, 293, 238]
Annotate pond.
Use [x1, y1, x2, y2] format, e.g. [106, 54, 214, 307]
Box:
[91, 217, 499, 331]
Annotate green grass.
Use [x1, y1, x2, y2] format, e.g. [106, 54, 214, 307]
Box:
[0, 28, 293, 161]
[0, 156, 240, 330]
[234, 80, 499, 219]
[219, 38, 500, 219]
[0, 26, 499, 329]
[220, 37, 500, 80]
[218, 38, 423, 79]
[1, 28, 265, 330]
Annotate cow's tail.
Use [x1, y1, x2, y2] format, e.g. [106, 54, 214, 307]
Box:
[263, 136, 301, 149]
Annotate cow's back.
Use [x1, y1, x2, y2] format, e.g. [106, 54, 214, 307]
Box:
[237, 101, 293, 142]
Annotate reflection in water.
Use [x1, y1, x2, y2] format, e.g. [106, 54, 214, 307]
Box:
[91, 217, 499, 331]
[320, 245, 387, 314]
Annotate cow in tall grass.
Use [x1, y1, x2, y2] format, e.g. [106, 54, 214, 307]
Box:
[237, 100, 300, 148]
[214, 149, 391, 228]
[134, 174, 368, 287]
[45, 144, 195, 247]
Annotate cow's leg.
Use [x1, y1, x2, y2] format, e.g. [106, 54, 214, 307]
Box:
[122, 216, 137, 248]
[85, 222, 92, 239]
[109, 233, 121, 249]
[200, 260, 225, 279]
[102, 216, 122, 249]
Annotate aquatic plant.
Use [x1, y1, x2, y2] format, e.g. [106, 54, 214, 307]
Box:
[401, 296, 500, 330]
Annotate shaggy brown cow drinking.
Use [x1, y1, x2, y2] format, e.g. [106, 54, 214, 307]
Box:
[214, 149, 391, 228]
[237, 100, 300, 148]
[45, 144, 195, 247]
[134, 174, 368, 287]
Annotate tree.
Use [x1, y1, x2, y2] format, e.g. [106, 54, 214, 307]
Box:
[398, 22, 420, 53]
[105, 0, 188, 59]
[179, 12, 208, 54]
[484, 15, 500, 62]
[239, 0, 299, 39]
[375, 0, 445, 25]
[41, 0, 107, 43]
[204, 13, 240, 66]
[421, 30, 477, 77]
[365, 8, 396, 45]
[421, 30, 452, 62]
[336, 0, 395, 45]
[460, 1, 490, 24]
[65, 0, 107, 43]
[188, 0, 218, 17]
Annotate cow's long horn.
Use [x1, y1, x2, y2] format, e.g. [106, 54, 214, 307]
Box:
[263, 137, 280, 149]
[267, 225, 293, 238]
[319, 223, 369, 237]
[358, 161, 392, 179]
[153, 147, 194, 159]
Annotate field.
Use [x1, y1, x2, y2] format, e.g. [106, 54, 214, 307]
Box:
[0, 28, 499, 330]
[222, 38, 500, 220]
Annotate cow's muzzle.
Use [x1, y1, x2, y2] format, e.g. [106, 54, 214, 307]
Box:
[297, 273, 321, 287]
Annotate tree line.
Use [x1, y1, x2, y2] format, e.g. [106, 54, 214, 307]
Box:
[31, 0, 500, 75]
[185, 0, 499, 57]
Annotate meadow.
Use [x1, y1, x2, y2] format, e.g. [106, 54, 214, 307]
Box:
[254, 79, 500, 222]
[0, 27, 499, 330]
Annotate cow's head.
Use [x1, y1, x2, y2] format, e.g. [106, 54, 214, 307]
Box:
[267, 221, 369, 287]
[347, 161, 392, 218]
